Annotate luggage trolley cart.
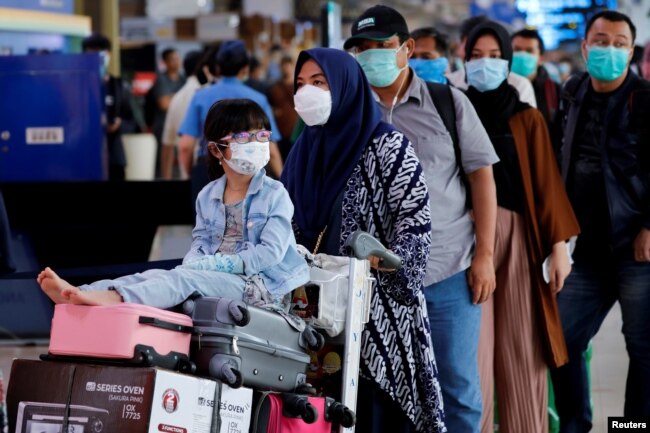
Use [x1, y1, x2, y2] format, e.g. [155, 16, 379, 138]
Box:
[302, 231, 402, 433]
[338, 256, 370, 433]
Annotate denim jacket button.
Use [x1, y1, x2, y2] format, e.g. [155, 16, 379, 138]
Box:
[247, 221, 254, 228]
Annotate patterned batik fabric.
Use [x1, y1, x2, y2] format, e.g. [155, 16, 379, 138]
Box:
[340, 129, 446, 433]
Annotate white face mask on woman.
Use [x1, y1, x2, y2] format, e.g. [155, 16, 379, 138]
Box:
[293, 84, 332, 126]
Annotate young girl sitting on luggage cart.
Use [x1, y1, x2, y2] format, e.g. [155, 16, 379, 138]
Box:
[38, 98, 309, 309]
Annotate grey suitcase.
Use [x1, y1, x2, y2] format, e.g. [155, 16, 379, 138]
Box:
[184, 297, 324, 392]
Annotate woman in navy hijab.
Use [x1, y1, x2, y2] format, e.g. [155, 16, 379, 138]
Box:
[282, 47, 446, 433]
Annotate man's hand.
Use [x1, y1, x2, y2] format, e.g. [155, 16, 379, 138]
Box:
[468, 253, 496, 304]
[466, 166, 497, 304]
[634, 228, 650, 262]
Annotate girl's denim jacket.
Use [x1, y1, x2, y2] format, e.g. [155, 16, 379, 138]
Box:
[183, 170, 309, 296]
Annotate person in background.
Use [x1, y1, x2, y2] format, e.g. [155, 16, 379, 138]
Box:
[542, 61, 562, 84]
[631, 44, 645, 77]
[464, 20, 580, 433]
[178, 40, 283, 207]
[245, 56, 271, 95]
[346, 5, 499, 432]
[511, 28, 562, 154]
[410, 27, 451, 84]
[82, 32, 126, 181]
[160, 50, 214, 180]
[267, 55, 299, 161]
[39, 99, 306, 311]
[641, 42, 650, 80]
[150, 47, 186, 177]
[551, 11, 650, 432]
[448, 15, 537, 107]
[557, 57, 575, 83]
[266, 44, 284, 83]
[283, 46, 445, 433]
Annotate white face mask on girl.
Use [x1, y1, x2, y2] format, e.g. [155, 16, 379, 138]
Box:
[220, 141, 270, 175]
[293, 84, 332, 126]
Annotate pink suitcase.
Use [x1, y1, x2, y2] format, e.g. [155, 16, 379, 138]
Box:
[251, 392, 356, 433]
[46, 303, 195, 372]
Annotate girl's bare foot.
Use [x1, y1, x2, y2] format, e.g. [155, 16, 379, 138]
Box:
[68, 290, 123, 306]
[38, 267, 79, 304]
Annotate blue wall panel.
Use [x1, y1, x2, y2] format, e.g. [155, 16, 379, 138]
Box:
[0, 54, 104, 181]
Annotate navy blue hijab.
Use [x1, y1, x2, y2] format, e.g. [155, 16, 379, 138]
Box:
[281, 48, 382, 251]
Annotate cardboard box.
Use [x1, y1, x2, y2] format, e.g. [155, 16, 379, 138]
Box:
[6, 359, 252, 433]
[216, 384, 252, 433]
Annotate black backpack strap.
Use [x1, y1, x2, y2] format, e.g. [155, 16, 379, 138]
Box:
[425, 81, 472, 208]
[426, 81, 460, 162]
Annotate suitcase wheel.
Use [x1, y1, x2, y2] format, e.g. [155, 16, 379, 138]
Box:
[327, 400, 356, 428]
[302, 402, 318, 424]
[224, 367, 243, 388]
[283, 394, 319, 424]
[209, 356, 244, 388]
[228, 302, 250, 327]
[179, 358, 197, 374]
[338, 407, 356, 428]
[302, 326, 325, 351]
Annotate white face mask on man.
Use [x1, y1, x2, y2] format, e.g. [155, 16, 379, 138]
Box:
[293, 84, 332, 126]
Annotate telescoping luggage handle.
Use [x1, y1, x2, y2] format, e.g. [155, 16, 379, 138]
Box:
[138, 316, 194, 333]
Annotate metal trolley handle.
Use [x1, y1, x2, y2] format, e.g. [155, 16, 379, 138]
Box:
[344, 230, 403, 270]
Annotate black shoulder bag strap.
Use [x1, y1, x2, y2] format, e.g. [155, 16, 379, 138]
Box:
[425, 81, 471, 208]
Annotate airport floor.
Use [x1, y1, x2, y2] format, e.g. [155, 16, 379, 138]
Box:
[590, 301, 626, 433]
[0, 225, 629, 432]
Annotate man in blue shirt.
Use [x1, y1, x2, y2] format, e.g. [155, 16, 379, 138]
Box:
[178, 40, 282, 202]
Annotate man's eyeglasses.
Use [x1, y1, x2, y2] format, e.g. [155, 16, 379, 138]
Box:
[218, 130, 272, 144]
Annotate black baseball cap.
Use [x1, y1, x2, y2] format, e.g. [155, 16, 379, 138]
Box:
[343, 5, 409, 50]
